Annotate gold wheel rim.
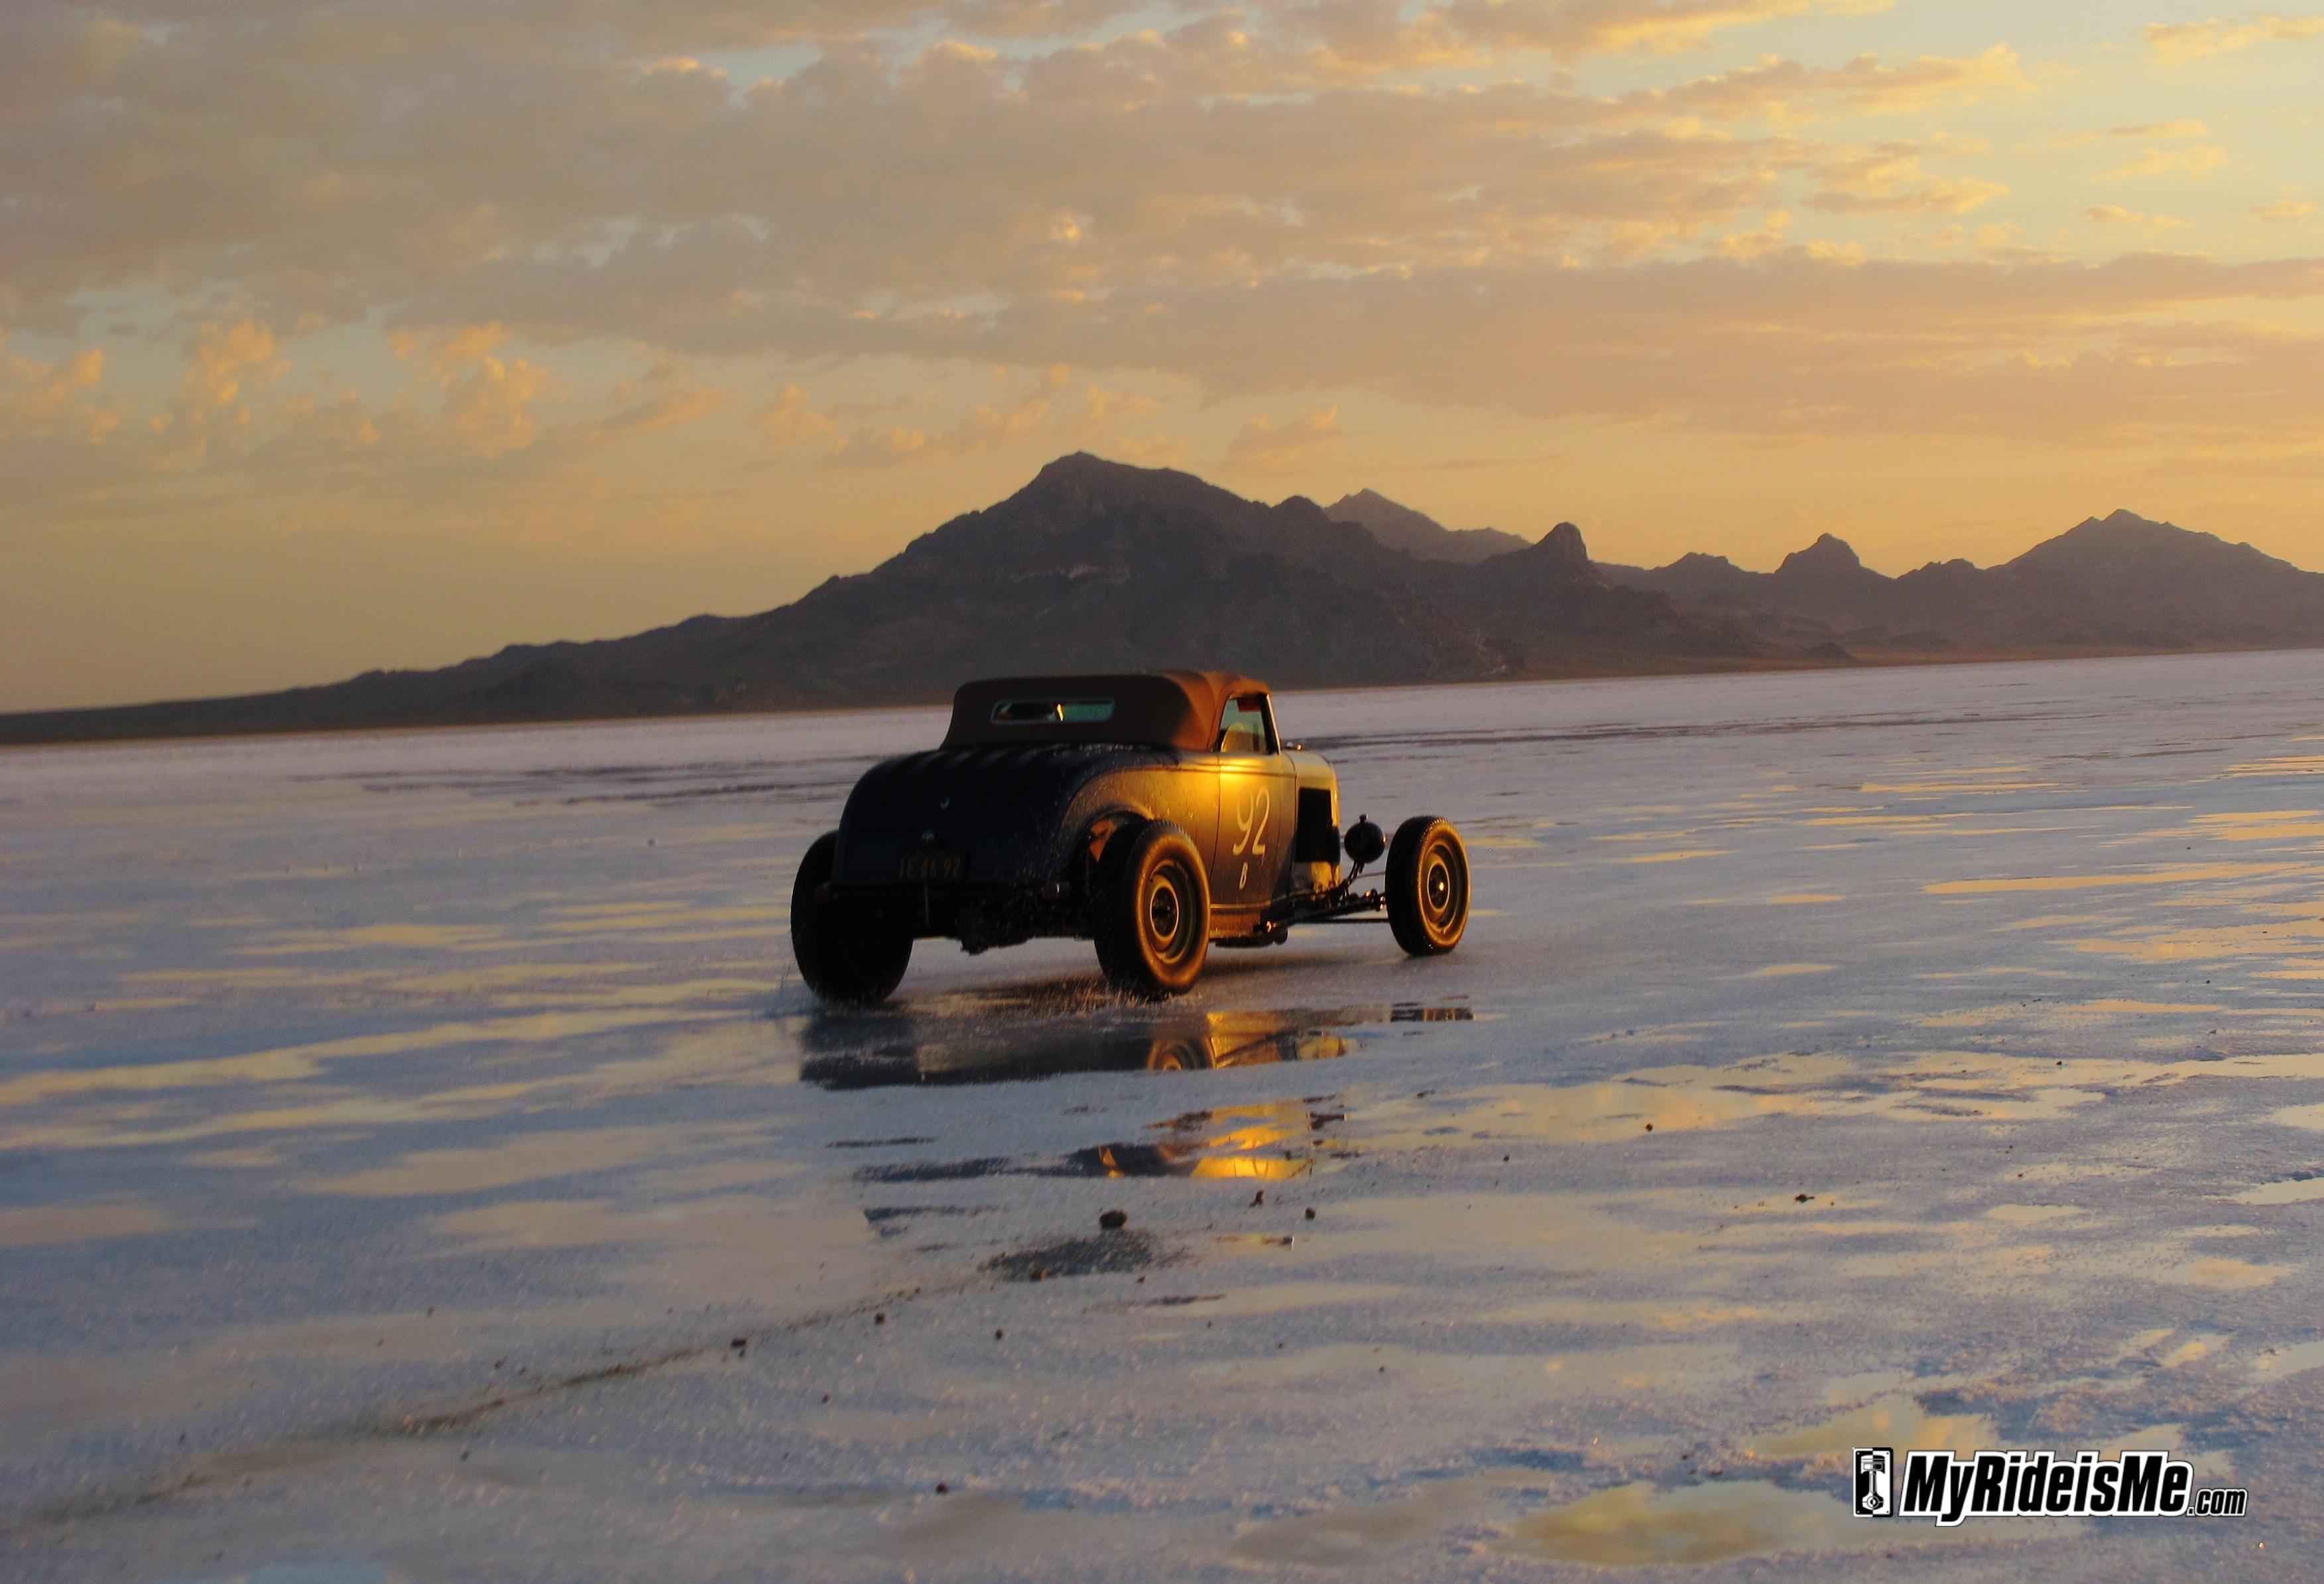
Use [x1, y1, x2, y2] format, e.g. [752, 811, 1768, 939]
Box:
[1148, 872, 1184, 953]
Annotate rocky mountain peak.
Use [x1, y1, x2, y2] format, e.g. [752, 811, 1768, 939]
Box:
[1537, 521, 1590, 568]
[1777, 533, 1870, 578]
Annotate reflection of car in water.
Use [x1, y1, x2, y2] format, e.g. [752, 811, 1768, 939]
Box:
[792, 671, 1471, 1002]
[796, 1007, 1383, 1089]
[1071, 1101, 1330, 1181]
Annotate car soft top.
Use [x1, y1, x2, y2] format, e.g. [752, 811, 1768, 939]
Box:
[941, 670, 1267, 751]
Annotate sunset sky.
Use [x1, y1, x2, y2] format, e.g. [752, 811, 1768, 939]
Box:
[6, 1, 2324, 710]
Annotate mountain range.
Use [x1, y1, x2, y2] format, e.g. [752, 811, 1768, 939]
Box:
[1601, 515, 2324, 654]
[4, 454, 2319, 746]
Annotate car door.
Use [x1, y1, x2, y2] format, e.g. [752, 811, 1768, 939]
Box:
[1211, 692, 1297, 911]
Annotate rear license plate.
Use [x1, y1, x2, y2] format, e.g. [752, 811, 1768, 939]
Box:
[898, 849, 964, 883]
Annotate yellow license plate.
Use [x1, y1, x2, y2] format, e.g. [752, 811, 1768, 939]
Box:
[898, 850, 964, 883]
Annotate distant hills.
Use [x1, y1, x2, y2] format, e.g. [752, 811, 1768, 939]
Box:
[1601, 510, 2324, 655]
[1325, 489, 1532, 564]
[5, 456, 2321, 746]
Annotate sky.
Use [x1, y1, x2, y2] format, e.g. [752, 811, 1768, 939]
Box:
[5, 1, 2324, 710]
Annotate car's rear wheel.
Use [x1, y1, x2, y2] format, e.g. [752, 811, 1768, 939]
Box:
[1386, 816, 1469, 956]
[1093, 821, 1210, 999]
[790, 831, 912, 1003]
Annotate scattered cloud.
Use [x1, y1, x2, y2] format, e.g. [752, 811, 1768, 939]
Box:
[596, 358, 733, 440]
[2254, 197, 2318, 220]
[2108, 119, 2209, 139]
[760, 385, 836, 448]
[2084, 205, 2185, 229]
[761, 368, 1091, 468]
[826, 387, 1056, 468]
[2104, 145, 2230, 180]
[1225, 407, 1343, 469]
[147, 320, 292, 464]
[438, 355, 561, 459]
[1712, 210, 1795, 259]
[1094, 434, 1192, 468]
[2146, 12, 2324, 62]
[0, 340, 117, 444]
[1432, 0, 1898, 59]
[1807, 143, 2007, 214]
[1614, 45, 2030, 125]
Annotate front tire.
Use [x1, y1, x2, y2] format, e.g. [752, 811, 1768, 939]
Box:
[1386, 816, 1469, 956]
[790, 832, 912, 1003]
[1093, 822, 1210, 999]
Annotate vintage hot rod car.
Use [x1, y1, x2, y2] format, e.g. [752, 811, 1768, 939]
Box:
[790, 671, 1469, 1001]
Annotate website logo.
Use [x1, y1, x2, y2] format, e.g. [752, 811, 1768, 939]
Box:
[1852, 1447, 2247, 1526]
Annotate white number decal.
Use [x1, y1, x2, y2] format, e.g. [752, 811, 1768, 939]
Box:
[1232, 788, 1271, 857]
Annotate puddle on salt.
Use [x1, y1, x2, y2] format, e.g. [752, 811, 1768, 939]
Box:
[853, 1097, 1351, 1185]
[1499, 1479, 1906, 1566]
[796, 1005, 1475, 1089]
[1068, 1100, 1349, 1180]
[1749, 1390, 1994, 1464]
[2230, 1172, 2324, 1204]
[2160, 1256, 2292, 1290]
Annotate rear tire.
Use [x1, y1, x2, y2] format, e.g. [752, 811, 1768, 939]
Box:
[1093, 822, 1210, 999]
[790, 832, 912, 1003]
[1386, 816, 1469, 956]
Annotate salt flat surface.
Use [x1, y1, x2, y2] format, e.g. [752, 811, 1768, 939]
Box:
[4, 652, 2321, 1581]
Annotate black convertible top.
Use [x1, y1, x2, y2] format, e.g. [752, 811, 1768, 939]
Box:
[942, 671, 1266, 751]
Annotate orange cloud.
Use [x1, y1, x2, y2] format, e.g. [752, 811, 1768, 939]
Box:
[1807, 143, 2006, 214]
[1225, 406, 1343, 469]
[1437, 0, 1896, 58]
[1615, 45, 2030, 125]
[2103, 144, 2229, 180]
[2146, 12, 2324, 62]
[2084, 205, 2185, 230]
[0, 341, 117, 443]
[597, 358, 733, 438]
[439, 355, 559, 457]
[760, 385, 837, 448]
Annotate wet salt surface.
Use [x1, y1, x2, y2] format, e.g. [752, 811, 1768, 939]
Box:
[3, 651, 2322, 1580]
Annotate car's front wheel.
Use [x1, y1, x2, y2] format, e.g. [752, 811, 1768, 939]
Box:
[1386, 816, 1469, 956]
[790, 832, 912, 1003]
[1093, 821, 1210, 999]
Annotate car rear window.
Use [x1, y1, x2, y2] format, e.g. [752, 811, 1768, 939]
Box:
[990, 698, 1117, 726]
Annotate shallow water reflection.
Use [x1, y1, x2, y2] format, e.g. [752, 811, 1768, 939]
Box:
[797, 1005, 1472, 1089]
[1069, 1101, 1343, 1180]
[1502, 1479, 1874, 1567]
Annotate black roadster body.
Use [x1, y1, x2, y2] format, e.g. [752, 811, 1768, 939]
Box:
[790, 671, 1469, 1001]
